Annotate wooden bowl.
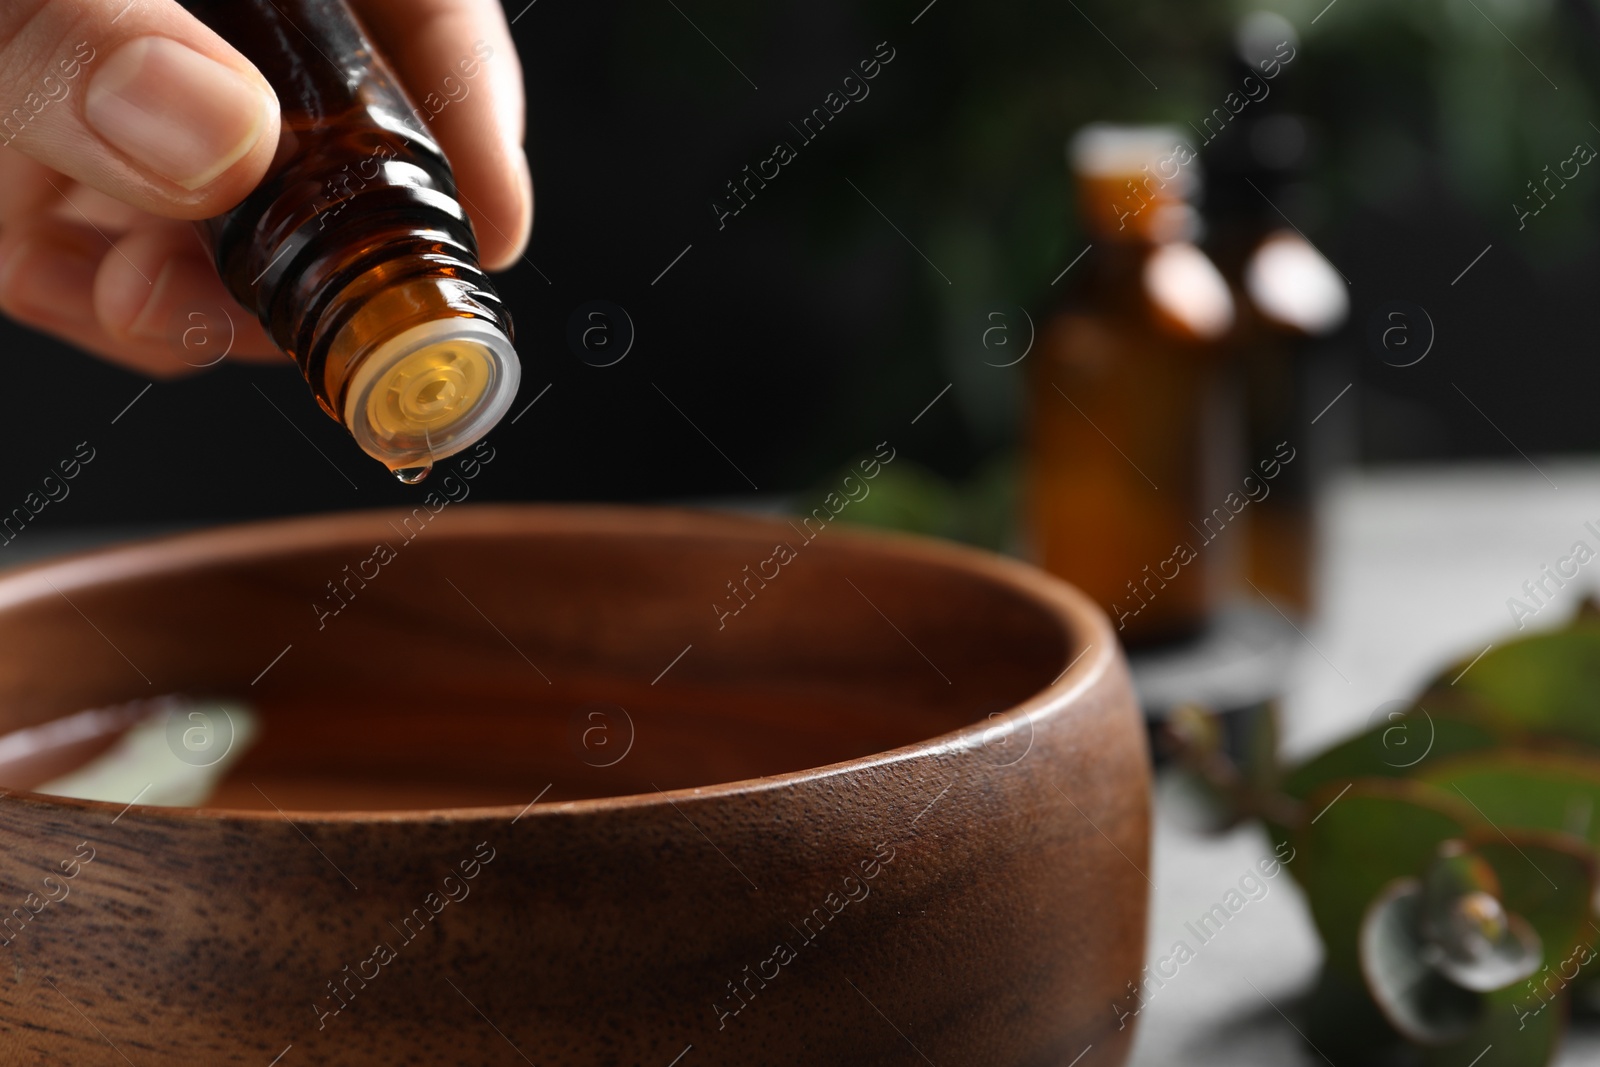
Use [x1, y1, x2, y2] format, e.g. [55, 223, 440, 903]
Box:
[0, 505, 1148, 1066]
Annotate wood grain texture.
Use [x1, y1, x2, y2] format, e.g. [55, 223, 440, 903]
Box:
[0, 504, 1149, 1066]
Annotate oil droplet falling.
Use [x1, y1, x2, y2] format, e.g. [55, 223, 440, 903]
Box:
[393, 463, 432, 485]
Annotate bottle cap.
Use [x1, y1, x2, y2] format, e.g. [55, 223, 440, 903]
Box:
[1068, 123, 1200, 241]
[342, 316, 520, 475]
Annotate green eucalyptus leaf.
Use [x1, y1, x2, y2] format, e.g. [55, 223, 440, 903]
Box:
[1283, 708, 1498, 804]
[1420, 984, 1561, 1067]
[1361, 877, 1483, 1044]
[1303, 780, 1473, 976]
[1417, 753, 1600, 847]
[1427, 625, 1600, 746]
[828, 456, 1018, 552]
[826, 461, 955, 538]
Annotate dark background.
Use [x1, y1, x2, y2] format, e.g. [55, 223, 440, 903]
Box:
[5, 0, 1599, 532]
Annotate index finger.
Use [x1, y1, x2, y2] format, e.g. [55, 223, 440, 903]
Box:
[349, 0, 532, 270]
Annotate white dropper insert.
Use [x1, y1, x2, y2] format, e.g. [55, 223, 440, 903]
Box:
[342, 316, 520, 478]
[1068, 123, 1202, 242]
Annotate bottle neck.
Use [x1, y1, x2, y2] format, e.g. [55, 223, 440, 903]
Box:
[193, 0, 511, 376]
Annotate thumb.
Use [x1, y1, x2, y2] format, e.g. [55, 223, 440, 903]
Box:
[0, 1, 280, 220]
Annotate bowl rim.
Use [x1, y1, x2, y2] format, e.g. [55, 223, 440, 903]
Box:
[0, 504, 1118, 824]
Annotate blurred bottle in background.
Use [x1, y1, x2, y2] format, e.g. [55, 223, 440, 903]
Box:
[1206, 12, 1349, 617]
[1025, 125, 1236, 647]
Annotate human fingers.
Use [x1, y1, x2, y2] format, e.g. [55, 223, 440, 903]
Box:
[0, 218, 283, 377]
[0, 0, 280, 221]
[349, 0, 532, 269]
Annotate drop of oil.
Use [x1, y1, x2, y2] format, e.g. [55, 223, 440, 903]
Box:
[393, 463, 432, 485]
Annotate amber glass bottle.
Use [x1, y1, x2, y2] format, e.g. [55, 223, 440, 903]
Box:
[1208, 13, 1347, 615]
[1026, 125, 1236, 646]
[183, 0, 520, 482]
[1225, 229, 1345, 615]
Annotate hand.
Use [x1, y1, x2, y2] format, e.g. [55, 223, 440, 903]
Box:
[0, 0, 532, 377]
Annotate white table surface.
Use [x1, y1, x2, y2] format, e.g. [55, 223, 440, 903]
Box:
[1130, 460, 1600, 1066]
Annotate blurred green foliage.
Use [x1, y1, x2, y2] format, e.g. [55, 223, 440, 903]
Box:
[822, 454, 1018, 551]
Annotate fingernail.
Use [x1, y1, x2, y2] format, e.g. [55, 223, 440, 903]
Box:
[122, 255, 218, 342]
[0, 240, 96, 320]
[86, 37, 274, 191]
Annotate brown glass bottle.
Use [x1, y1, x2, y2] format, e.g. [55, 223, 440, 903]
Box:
[1225, 229, 1345, 615]
[1025, 125, 1236, 646]
[182, 0, 520, 482]
[1207, 14, 1347, 615]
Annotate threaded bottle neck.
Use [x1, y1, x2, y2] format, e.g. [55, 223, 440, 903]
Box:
[185, 0, 520, 479]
